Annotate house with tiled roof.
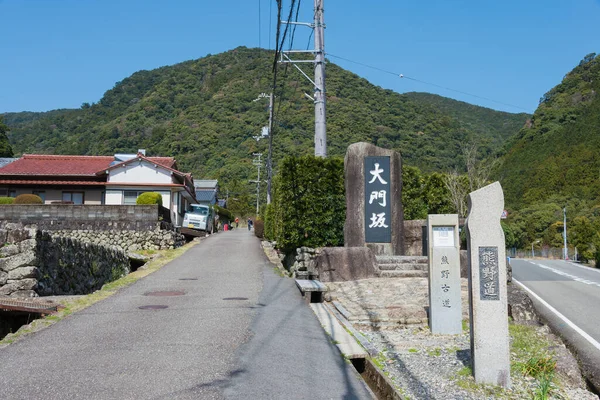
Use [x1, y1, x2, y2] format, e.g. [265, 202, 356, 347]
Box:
[194, 179, 219, 206]
[0, 151, 197, 226]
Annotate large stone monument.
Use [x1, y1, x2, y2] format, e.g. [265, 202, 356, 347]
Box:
[466, 182, 511, 388]
[344, 142, 403, 256]
[427, 214, 462, 334]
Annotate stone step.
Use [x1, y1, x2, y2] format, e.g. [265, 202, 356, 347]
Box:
[376, 255, 428, 265]
[310, 303, 368, 359]
[377, 263, 428, 271]
[378, 270, 428, 278]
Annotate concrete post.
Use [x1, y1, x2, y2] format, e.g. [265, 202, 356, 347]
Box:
[427, 214, 462, 334]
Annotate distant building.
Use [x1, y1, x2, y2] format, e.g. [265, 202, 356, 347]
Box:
[0, 152, 196, 226]
[0, 158, 17, 169]
[194, 179, 218, 206]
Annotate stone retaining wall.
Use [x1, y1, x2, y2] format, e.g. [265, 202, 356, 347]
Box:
[0, 223, 130, 297]
[51, 228, 185, 251]
[0, 205, 161, 231]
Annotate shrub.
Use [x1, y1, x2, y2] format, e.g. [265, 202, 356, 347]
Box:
[136, 192, 163, 206]
[254, 219, 264, 238]
[214, 205, 233, 221]
[267, 155, 345, 253]
[263, 203, 274, 240]
[13, 194, 43, 204]
[0, 197, 14, 204]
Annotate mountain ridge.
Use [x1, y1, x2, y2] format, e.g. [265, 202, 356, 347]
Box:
[2, 47, 529, 187]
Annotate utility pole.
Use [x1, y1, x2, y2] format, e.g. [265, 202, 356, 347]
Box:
[267, 92, 274, 203]
[251, 92, 274, 204]
[313, 0, 326, 157]
[563, 207, 568, 260]
[279, 0, 327, 157]
[250, 153, 263, 217]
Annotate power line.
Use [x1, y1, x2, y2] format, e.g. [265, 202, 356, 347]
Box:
[325, 53, 533, 113]
[258, 0, 261, 49]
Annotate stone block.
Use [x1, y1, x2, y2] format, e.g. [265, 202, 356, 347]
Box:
[6, 228, 30, 244]
[404, 219, 426, 256]
[10, 290, 38, 298]
[314, 247, 378, 282]
[0, 283, 18, 295]
[0, 270, 7, 285]
[8, 266, 38, 280]
[1, 251, 37, 271]
[7, 278, 38, 291]
[466, 182, 511, 388]
[18, 238, 37, 252]
[0, 244, 20, 258]
[344, 142, 404, 255]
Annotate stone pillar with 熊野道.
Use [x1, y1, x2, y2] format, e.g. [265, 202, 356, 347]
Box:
[466, 182, 511, 388]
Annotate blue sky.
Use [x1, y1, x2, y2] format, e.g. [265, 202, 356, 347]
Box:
[0, 0, 598, 114]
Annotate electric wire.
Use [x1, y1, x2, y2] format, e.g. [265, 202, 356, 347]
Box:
[258, 0, 261, 49]
[325, 53, 533, 113]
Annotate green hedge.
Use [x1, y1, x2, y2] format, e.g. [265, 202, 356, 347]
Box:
[0, 197, 14, 204]
[214, 204, 233, 221]
[14, 194, 43, 204]
[136, 192, 163, 206]
[266, 155, 345, 253]
[254, 219, 264, 238]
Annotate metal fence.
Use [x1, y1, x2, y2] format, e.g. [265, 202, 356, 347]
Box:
[507, 247, 577, 260]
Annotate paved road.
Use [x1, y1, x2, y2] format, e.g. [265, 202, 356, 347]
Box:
[0, 229, 371, 400]
[512, 258, 600, 390]
[512, 258, 600, 342]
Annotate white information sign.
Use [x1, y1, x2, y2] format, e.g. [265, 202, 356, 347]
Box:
[432, 226, 455, 247]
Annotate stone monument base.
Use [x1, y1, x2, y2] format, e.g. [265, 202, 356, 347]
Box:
[314, 247, 378, 282]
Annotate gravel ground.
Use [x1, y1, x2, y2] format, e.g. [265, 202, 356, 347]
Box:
[361, 325, 597, 400]
[326, 278, 598, 400]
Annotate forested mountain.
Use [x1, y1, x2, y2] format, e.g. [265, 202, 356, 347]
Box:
[2, 47, 527, 188]
[496, 53, 600, 208]
[0, 116, 13, 157]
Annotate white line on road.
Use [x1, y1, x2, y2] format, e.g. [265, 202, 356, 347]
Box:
[525, 260, 600, 288]
[513, 279, 600, 352]
[567, 261, 600, 275]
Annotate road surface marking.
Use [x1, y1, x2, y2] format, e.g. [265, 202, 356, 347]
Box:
[567, 261, 600, 275]
[513, 279, 600, 352]
[525, 260, 600, 288]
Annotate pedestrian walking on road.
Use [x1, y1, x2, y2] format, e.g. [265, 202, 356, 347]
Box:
[235, 217, 239, 228]
[247, 218, 253, 231]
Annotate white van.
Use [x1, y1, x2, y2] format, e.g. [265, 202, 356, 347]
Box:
[182, 204, 214, 233]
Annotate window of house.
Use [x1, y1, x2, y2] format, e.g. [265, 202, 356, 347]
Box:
[62, 191, 84, 204]
[123, 190, 147, 205]
[32, 191, 46, 203]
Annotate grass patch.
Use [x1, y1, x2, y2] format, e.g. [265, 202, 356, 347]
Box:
[408, 348, 419, 353]
[0, 241, 197, 348]
[427, 347, 442, 357]
[462, 319, 470, 332]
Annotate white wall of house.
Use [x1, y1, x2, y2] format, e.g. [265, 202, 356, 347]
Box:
[105, 188, 171, 207]
[0, 188, 104, 204]
[108, 161, 172, 184]
[105, 189, 123, 205]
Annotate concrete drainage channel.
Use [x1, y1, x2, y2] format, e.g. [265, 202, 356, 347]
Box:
[296, 279, 402, 400]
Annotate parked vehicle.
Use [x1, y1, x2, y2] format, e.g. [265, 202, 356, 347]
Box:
[182, 204, 214, 233]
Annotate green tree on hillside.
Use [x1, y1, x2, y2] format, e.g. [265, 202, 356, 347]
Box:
[0, 116, 13, 157]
